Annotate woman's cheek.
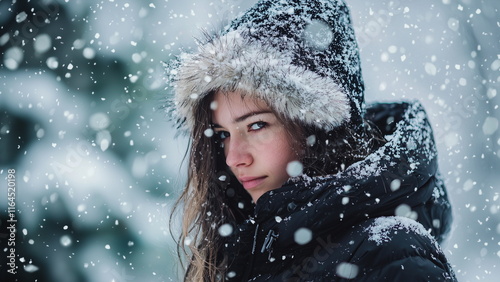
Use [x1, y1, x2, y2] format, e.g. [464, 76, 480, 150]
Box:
[255, 131, 274, 144]
[256, 126, 285, 144]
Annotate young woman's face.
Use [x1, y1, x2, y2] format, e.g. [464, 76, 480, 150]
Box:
[212, 91, 300, 203]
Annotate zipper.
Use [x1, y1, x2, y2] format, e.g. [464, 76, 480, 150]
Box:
[251, 223, 260, 255]
[242, 222, 259, 280]
[261, 229, 279, 260]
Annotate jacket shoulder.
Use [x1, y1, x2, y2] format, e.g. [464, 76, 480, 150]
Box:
[346, 216, 456, 281]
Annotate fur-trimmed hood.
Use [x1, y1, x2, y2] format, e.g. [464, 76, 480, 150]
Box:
[166, 0, 365, 132]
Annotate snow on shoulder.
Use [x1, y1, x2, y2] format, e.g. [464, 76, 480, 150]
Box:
[365, 216, 436, 246]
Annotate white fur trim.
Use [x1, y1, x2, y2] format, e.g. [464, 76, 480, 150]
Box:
[171, 30, 350, 131]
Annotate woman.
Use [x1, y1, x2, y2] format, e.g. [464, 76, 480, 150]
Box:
[167, 0, 456, 281]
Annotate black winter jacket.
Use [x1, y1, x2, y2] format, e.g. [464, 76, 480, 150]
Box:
[222, 102, 456, 281]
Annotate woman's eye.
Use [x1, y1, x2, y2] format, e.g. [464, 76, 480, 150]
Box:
[217, 131, 230, 140]
[249, 121, 267, 131]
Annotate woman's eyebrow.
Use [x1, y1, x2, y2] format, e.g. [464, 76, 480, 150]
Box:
[234, 110, 273, 123]
[212, 110, 273, 129]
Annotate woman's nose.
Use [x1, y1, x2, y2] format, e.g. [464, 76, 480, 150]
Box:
[225, 134, 253, 168]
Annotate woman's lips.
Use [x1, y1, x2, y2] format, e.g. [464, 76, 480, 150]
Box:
[239, 176, 266, 190]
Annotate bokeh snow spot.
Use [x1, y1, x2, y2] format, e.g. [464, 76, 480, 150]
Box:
[306, 135, 316, 146]
[490, 59, 500, 71]
[303, 20, 333, 51]
[433, 219, 441, 229]
[77, 204, 86, 212]
[341, 197, 349, 205]
[36, 128, 45, 138]
[83, 47, 96, 59]
[24, 264, 39, 273]
[16, 11, 28, 23]
[336, 262, 359, 279]
[463, 179, 475, 192]
[390, 179, 401, 191]
[218, 223, 233, 237]
[424, 62, 437, 76]
[447, 18, 459, 31]
[97, 130, 111, 151]
[487, 88, 497, 99]
[60, 235, 72, 247]
[286, 161, 303, 177]
[204, 128, 214, 137]
[210, 101, 218, 110]
[294, 227, 312, 245]
[132, 53, 142, 63]
[482, 117, 498, 135]
[395, 204, 418, 220]
[46, 57, 59, 69]
[0, 34, 8, 45]
[34, 34, 52, 54]
[395, 204, 411, 217]
[89, 112, 110, 131]
[4, 47, 23, 70]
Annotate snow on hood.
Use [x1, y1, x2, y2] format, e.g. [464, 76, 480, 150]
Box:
[166, 0, 365, 132]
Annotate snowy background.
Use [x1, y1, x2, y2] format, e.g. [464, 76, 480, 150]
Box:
[0, 0, 498, 281]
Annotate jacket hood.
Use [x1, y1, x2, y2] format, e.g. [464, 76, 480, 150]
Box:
[251, 101, 452, 252]
[167, 0, 365, 132]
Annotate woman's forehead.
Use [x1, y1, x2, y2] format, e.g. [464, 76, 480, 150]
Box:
[211, 91, 274, 124]
[213, 91, 270, 111]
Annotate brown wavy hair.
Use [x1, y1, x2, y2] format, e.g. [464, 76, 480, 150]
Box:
[170, 91, 384, 281]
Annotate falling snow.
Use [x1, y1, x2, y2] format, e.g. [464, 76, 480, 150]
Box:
[336, 262, 359, 279]
[286, 161, 304, 177]
[0, 0, 498, 281]
[294, 227, 313, 245]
